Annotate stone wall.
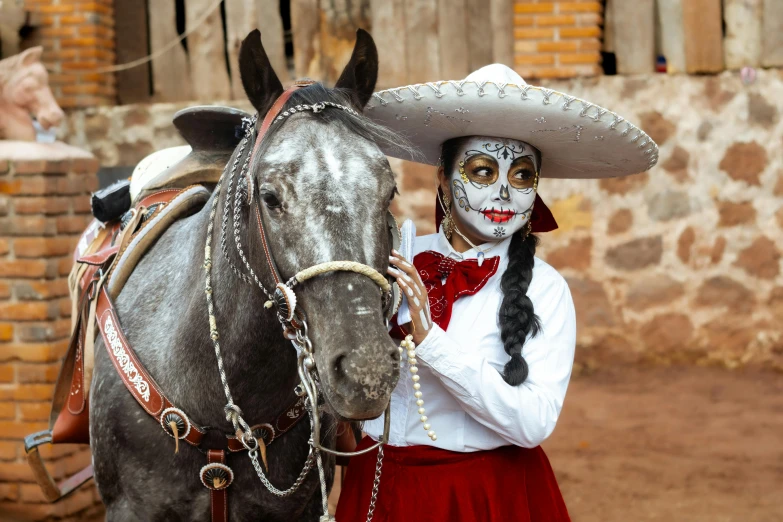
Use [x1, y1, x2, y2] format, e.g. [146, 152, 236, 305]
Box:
[0, 143, 103, 520]
[61, 70, 783, 371]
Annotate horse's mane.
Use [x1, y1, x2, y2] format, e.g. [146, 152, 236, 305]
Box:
[259, 82, 420, 162]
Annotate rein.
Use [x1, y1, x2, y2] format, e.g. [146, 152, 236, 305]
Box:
[203, 84, 398, 521]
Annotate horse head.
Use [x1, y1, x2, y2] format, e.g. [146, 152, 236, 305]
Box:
[0, 47, 64, 138]
[235, 30, 402, 421]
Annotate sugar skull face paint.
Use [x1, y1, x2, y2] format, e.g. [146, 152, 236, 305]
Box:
[448, 136, 540, 242]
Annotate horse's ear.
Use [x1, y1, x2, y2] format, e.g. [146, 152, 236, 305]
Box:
[19, 47, 43, 66]
[239, 29, 284, 115]
[334, 29, 378, 109]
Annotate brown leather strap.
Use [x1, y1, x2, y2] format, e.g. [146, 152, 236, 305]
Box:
[253, 203, 281, 285]
[250, 86, 304, 162]
[66, 292, 90, 416]
[208, 450, 229, 522]
[248, 85, 307, 286]
[96, 286, 306, 452]
[136, 188, 185, 209]
[224, 395, 306, 452]
[96, 287, 209, 448]
[78, 244, 119, 266]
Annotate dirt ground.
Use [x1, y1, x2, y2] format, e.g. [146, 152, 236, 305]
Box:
[329, 365, 783, 521]
[544, 365, 783, 522]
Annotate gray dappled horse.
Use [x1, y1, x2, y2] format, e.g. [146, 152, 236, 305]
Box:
[90, 30, 401, 521]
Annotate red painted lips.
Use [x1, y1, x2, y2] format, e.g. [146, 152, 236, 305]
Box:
[480, 208, 516, 223]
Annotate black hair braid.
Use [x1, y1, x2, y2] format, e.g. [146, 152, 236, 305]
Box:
[440, 137, 541, 386]
[498, 230, 541, 386]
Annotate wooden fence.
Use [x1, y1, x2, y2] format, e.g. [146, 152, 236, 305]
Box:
[606, 0, 783, 74]
[112, 0, 561, 104]
[68, 0, 783, 105]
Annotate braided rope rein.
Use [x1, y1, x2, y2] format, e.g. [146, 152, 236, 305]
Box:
[293, 261, 391, 293]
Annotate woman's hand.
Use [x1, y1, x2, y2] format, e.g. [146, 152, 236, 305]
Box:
[388, 250, 432, 345]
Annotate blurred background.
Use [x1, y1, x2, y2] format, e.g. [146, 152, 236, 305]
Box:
[0, 0, 781, 520]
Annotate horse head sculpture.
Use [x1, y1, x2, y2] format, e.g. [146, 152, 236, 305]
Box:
[0, 46, 64, 141]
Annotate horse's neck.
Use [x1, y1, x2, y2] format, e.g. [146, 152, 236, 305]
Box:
[0, 96, 35, 141]
[161, 190, 300, 426]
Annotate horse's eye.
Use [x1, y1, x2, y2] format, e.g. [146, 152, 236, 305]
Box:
[261, 192, 281, 209]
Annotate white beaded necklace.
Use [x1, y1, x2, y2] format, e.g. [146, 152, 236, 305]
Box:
[400, 334, 437, 441]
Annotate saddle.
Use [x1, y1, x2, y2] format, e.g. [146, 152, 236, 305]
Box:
[23, 106, 250, 502]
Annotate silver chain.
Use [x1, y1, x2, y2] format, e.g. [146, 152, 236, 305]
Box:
[272, 101, 359, 124]
[219, 115, 274, 300]
[219, 127, 254, 285]
[231, 147, 272, 300]
[365, 445, 384, 522]
[248, 447, 315, 497]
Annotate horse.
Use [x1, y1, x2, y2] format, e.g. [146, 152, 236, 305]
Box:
[90, 29, 402, 521]
[0, 46, 63, 141]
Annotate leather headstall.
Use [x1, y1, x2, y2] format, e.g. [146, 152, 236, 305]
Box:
[245, 82, 401, 328]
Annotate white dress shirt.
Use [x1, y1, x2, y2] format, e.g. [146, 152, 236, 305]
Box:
[364, 230, 576, 451]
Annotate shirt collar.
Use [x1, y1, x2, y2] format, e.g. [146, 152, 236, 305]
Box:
[435, 225, 512, 261]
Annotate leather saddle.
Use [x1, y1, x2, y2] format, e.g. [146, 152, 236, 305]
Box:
[24, 105, 248, 502]
[131, 106, 251, 201]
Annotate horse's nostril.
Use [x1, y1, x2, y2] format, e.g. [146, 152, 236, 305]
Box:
[333, 354, 347, 379]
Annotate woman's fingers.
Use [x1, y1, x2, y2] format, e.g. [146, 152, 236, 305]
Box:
[391, 250, 426, 288]
[389, 250, 417, 277]
[388, 254, 432, 342]
[396, 277, 431, 336]
[387, 267, 422, 300]
[389, 268, 418, 302]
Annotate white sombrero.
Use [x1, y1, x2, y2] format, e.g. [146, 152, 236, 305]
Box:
[365, 64, 658, 179]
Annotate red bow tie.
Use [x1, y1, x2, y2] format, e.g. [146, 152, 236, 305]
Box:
[392, 250, 499, 335]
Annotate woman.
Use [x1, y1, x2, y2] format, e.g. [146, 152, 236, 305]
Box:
[336, 64, 658, 521]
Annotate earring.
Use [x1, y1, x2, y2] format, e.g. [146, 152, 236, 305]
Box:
[458, 161, 469, 184]
[439, 191, 455, 240]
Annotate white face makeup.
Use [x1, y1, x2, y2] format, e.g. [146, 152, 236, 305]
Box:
[448, 136, 540, 242]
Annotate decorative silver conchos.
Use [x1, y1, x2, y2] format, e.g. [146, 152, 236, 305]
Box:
[200, 462, 234, 491]
[274, 283, 297, 323]
[160, 407, 191, 440]
[252, 423, 275, 445]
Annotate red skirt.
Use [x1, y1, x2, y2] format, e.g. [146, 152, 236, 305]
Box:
[335, 437, 571, 522]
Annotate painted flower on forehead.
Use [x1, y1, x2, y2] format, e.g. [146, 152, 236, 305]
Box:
[448, 136, 540, 242]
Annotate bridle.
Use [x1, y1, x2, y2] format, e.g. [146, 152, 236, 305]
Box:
[203, 83, 400, 518]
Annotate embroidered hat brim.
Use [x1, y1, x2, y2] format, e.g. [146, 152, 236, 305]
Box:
[365, 64, 658, 179]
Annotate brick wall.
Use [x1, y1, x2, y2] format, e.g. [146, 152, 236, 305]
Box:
[24, 0, 116, 109]
[0, 146, 104, 520]
[514, 0, 603, 80]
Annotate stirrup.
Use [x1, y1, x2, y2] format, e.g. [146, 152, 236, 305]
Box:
[24, 430, 94, 502]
